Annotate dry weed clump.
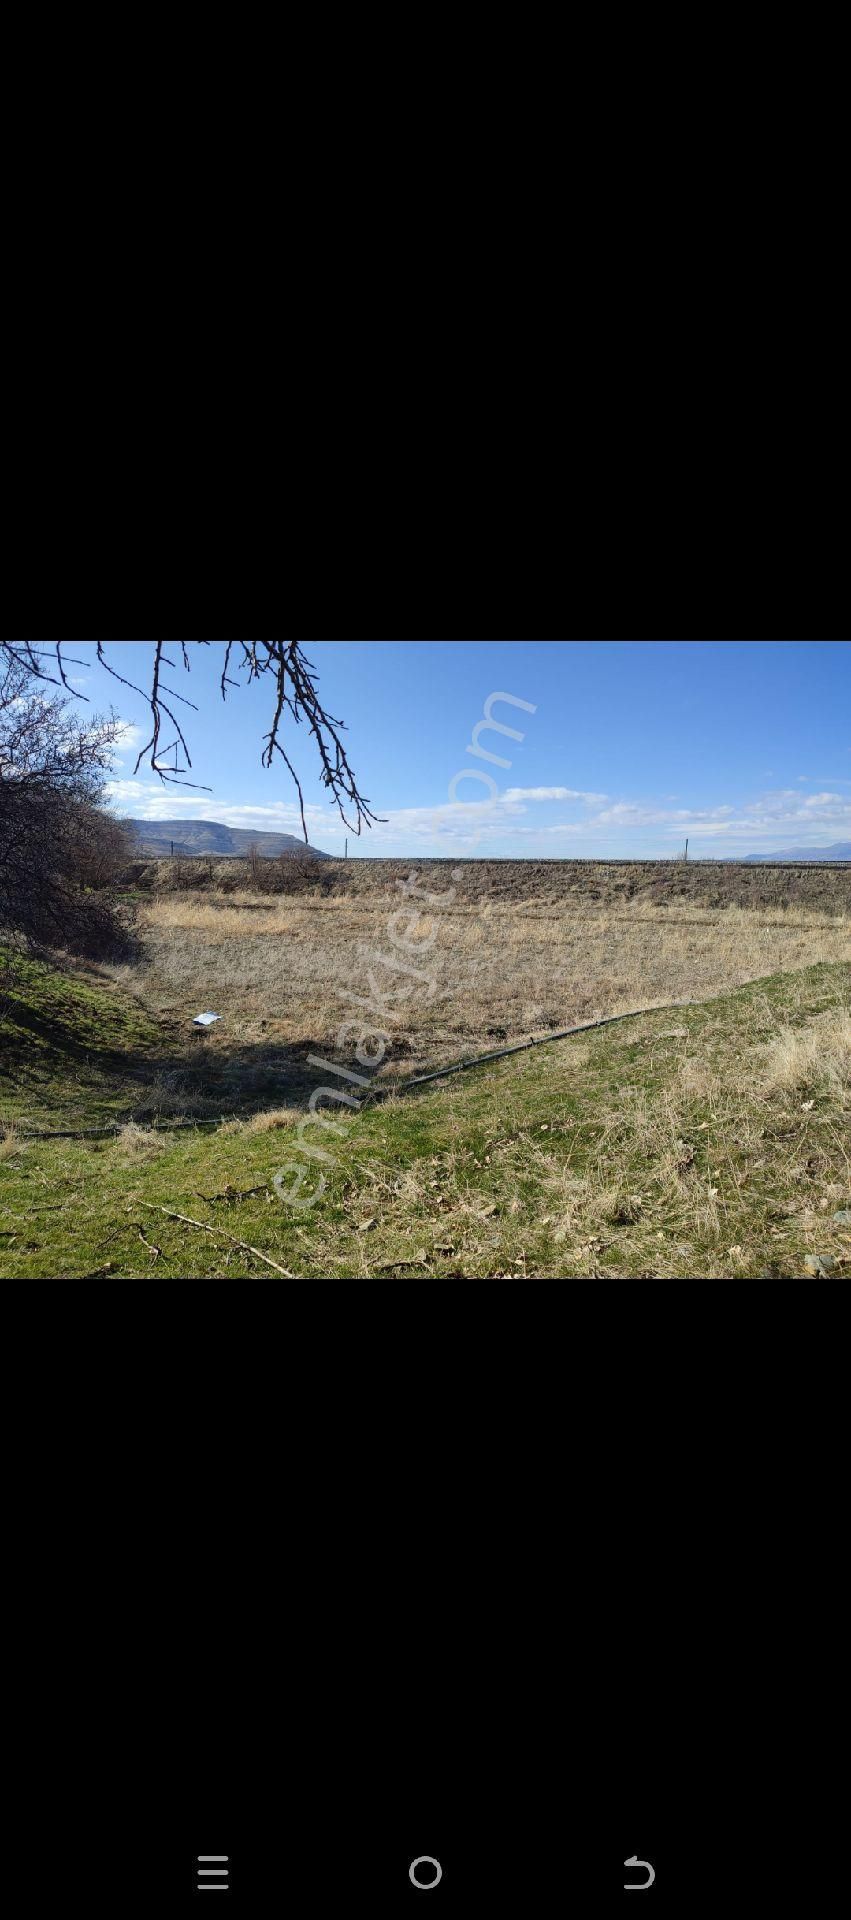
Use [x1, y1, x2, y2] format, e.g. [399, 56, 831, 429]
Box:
[761, 1010, 851, 1098]
[114, 1122, 165, 1160]
[221, 1108, 300, 1137]
[0, 1118, 22, 1161]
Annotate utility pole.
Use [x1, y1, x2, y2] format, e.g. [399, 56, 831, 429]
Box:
[345, 838, 348, 860]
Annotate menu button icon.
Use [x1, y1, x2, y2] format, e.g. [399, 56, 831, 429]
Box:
[197, 1857, 229, 1892]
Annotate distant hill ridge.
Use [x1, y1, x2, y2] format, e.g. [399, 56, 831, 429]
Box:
[742, 842, 851, 862]
[122, 817, 329, 859]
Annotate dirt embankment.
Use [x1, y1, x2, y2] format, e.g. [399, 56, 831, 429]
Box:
[125, 856, 851, 913]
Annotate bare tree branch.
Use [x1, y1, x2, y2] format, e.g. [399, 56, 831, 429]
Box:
[91, 639, 210, 791]
[4, 641, 90, 698]
[0, 640, 382, 836]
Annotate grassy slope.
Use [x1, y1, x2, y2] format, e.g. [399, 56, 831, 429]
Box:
[1, 947, 849, 1279]
[0, 949, 161, 1128]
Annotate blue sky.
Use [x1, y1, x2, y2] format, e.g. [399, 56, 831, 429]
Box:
[58, 639, 851, 856]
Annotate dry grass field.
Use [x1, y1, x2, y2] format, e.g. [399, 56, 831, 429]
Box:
[102, 859, 851, 1115]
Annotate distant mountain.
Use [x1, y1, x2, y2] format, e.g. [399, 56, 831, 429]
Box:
[742, 842, 851, 862]
[121, 817, 330, 859]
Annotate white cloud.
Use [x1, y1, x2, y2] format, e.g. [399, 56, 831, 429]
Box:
[502, 785, 608, 805]
[746, 789, 849, 819]
[111, 722, 148, 760]
[593, 801, 735, 828]
[104, 781, 328, 828]
[103, 777, 851, 858]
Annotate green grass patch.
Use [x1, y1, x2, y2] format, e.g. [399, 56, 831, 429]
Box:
[0, 945, 161, 1129]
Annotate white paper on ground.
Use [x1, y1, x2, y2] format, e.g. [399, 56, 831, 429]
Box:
[192, 1012, 221, 1027]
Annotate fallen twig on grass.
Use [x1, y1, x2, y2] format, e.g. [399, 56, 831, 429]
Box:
[137, 1225, 162, 1261]
[139, 1203, 294, 1276]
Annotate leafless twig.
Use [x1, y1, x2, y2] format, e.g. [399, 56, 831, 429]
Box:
[139, 1201, 295, 1275]
[96, 639, 209, 790]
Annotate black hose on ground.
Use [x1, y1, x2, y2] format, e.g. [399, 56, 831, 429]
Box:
[360, 999, 694, 1102]
[14, 1116, 231, 1141]
[14, 999, 695, 1140]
